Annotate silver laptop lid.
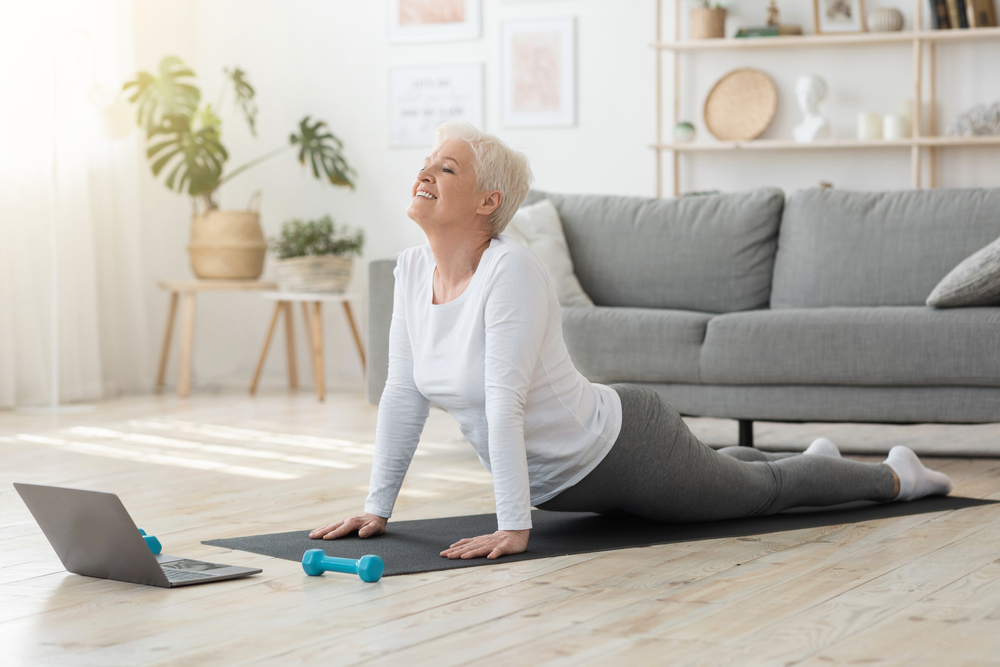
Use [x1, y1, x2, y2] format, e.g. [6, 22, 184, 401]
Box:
[14, 483, 170, 588]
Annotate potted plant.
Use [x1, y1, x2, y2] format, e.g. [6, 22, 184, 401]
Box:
[270, 216, 365, 293]
[123, 56, 356, 279]
[691, 1, 727, 39]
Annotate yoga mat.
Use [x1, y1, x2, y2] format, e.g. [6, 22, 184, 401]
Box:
[203, 496, 995, 577]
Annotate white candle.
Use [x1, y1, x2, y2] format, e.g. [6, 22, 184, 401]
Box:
[896, 99, 914, 137]
[883, 114, 906, 140]
[857, 112, 883, 140]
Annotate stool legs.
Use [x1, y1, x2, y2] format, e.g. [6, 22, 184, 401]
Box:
[284, 302, 298, 390]
[250, 302, 284, 395]
[249, 299, 359, 402]
[177, 292, 197, 398]
[156, 292, 179, 391]
[312, 302, 325, 402]
[342, 301, 366, 372]
[300, 302, 325, 402]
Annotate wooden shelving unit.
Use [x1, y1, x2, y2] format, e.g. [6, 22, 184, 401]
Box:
[653, 0, 1000, 197]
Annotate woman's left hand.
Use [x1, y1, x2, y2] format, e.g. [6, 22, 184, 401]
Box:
[440, 529, 529, 560]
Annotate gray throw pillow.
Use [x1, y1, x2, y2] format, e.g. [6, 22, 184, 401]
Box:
[926, 235, 1000, 308]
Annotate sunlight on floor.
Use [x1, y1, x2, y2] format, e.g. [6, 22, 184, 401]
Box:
[9, 434, 298, 480]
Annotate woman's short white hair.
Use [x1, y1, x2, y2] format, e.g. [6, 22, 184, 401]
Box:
[433, 121, 533, 238]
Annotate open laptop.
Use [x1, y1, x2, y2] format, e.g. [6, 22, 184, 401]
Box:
[14, 483, 262, 587]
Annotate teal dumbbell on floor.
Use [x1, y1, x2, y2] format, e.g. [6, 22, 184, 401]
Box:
[302, 549, 384, 582]
[139, 529, 161, 555]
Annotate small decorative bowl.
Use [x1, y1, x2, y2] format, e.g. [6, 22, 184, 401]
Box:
[673, 121, 696, 143]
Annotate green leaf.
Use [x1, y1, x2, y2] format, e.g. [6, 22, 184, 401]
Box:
[147, 113, 228, 197]
[269, 215, 365, 259]
[123, 56, 201, 138]
[289, 116, 356, 188]
[224, 66, 258, 137]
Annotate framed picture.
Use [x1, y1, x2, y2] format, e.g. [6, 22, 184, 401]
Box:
[501, 17, 576, 128]
[387, 0, 481, 43]
[813, 0, 867, 33]
[389, 64, 484, 147]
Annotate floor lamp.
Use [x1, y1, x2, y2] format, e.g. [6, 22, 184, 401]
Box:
[17, 29, 131, 415]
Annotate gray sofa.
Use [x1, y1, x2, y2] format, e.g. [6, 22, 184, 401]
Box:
[366, 187, 1000, 445]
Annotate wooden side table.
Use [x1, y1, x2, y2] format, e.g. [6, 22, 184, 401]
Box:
[249, 292, 366, 402]
[156, 280, 277, 397]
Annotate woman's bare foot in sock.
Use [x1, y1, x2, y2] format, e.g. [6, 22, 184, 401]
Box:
[884, 446, 954, 501]
[803, 437, 841, 458]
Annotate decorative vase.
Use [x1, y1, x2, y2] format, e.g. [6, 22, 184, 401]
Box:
[690, 7, 727, 39]
[273, 255, 354, 293]
[188, 210, 267, 279]
[868, 7, 904, 31]
[673, 122, 696, 143]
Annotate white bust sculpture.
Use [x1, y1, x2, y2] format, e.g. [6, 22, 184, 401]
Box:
[793, 75, 832, 143]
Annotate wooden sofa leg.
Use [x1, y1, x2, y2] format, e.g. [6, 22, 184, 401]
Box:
[739, 420, 754, 448]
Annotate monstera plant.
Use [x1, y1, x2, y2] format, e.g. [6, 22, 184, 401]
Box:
[123, 56, 356, 279]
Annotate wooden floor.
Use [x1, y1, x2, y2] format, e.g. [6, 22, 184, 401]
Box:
[2, 388, 1000, 666]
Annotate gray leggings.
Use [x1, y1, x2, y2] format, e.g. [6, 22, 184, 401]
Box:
[537, 384, 895, 522]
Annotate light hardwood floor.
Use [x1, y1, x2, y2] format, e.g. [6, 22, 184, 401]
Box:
[2, 388, 999, 666]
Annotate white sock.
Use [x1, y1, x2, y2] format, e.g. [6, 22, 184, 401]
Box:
[803, 437, 841, 458]
[884, 446, 954, 501]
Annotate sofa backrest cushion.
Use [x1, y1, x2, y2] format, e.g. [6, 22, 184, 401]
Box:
[520, 188, 784, 313]
[771, 187, 1000, 309]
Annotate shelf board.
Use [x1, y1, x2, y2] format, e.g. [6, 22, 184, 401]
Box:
[652, 26, 1000, 51]
[652, 136, 1000, 151]
[919, 135, 1000, 146]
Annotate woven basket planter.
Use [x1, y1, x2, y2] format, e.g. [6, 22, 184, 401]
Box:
[188, 210, 267, 279]
[691, 7, 726, 39]
[273, 255, 354, 293]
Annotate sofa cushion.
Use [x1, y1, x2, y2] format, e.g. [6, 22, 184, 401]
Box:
[562, 306, 712, 383]
[927, 234, 1000, 308]
[771, 187, 1000, 308]
[524, 188, 784, 313]
[504, 200, 594, 307]
[700, 307, 1000, 387]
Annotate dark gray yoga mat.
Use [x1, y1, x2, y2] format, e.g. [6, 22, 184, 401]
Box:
[203, 496, 995, 577]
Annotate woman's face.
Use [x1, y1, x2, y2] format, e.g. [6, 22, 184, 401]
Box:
[408, 139, 498, 232]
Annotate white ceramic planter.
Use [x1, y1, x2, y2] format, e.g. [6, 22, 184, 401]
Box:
[273, 255, 353, 293]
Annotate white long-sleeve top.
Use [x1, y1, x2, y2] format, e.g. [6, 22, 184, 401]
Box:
[364, 235, 622, 530]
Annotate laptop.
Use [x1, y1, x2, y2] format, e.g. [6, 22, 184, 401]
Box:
[14, 483, 262, 587]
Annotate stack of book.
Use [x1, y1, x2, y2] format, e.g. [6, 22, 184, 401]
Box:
[734, 25, 804, 38]
[930, 0, 998, 28]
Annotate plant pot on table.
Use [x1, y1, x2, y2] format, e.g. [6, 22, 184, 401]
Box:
[188, 209, 267, 279]
[273, 255, 353, 293]
[691, 7, 727, 39]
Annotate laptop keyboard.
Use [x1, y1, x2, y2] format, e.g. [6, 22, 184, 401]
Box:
[163, 568, 215, 582]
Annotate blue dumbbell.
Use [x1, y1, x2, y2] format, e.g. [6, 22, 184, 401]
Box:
[302, 549, 384, 582]
[139, 529, 161, 555]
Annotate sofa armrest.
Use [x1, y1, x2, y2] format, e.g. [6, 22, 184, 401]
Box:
[366, 254, 400, 405]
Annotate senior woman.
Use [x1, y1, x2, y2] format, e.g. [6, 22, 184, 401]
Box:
[310, 122, 953, 561]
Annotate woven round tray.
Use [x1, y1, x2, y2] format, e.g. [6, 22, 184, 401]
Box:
[703, 68, 778, 141]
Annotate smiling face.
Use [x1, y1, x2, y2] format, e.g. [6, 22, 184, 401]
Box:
[407, 139, 500, 236]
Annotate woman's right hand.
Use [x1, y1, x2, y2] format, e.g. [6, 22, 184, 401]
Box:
[309, 513, 387, 540]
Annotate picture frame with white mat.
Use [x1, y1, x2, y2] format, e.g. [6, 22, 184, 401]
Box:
[500, 17, 577, 128]
[813, 0, 867, 33]
[388, 64, 484, 147]
[387, 0, 481, 43]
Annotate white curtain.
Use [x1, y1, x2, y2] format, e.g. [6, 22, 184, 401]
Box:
[0, 0, 150, 408]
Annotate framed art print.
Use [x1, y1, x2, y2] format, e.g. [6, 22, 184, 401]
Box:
[501, 17, 576, 128]
[387, 0, 481, 43]
[389, 64, 484, 146]
[813, 0, 867, 33]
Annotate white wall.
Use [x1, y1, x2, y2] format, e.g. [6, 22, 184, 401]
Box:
[131, 0, 1000, 394]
